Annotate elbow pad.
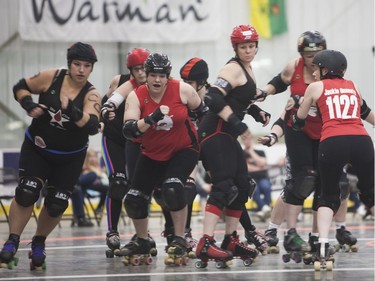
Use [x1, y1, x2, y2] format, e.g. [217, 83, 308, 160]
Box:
[82, 114, 99, 135]
[13, 78, 32, 100]
[122, 120, 143, 140]
[360, 99, 371, 120]
[204, 87, 227, 114]
[268, 73, 289, 94]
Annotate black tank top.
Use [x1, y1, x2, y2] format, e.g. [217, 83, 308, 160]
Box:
[198, 57, 257, 139]
[102, 74, 130, 145]
[27, 69, 94, 153]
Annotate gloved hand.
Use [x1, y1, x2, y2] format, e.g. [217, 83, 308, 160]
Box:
[64, 99, 83, 122]
[144, 107, 165, 125]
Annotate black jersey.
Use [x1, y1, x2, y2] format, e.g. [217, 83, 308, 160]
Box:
[27, 69, 94, 153]
[102, 74, 131, 145]
[198, 57, 257, 139]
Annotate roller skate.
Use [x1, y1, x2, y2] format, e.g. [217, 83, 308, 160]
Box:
[314, 242, 335, 271]
[195, 235, 233, 269]
[105, 230, 121, 258]
[164, 235, 189, 266]
[282, 228, 311, 264]
[118, 236, 153, 266]
[335, 226, 358, 252]
[146, 233, 158, 257]
[185, 228, 198, 258]
[244, 227, 268, 255]
[303, 233, 319, 265]
[0, 234, 20, 269]
[29, 236, 46, 271]
[264, 228, 280, 254]
[221, 231, 258, 267]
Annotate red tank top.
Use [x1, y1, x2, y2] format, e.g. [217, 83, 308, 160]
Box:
[288, 58, 322, 139]
[136, 79, 198, 161]
[317, 78, 368, 141]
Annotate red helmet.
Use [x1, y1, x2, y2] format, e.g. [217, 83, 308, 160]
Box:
[230, 25, 259, 49]
[127, 48, 150, 68]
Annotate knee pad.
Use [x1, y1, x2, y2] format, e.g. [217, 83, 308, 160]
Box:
[15, 176, 44, 207]
[359, 191, 374, 209]
[317, 197, 341, 213]
[162, 178, 186, 211]
[44, 186, 70, 217]
[153, 186, 166, 209]
[288, 168, 317, 200]
[284, 181, 305, 206]
[107, 172, 130, 201]
[124, 189, 150, 219]
[185, 177, 197, 205]
[207, 179, 239, 209]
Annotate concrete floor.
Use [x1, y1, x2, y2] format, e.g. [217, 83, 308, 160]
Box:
[0, 211, 374, 281]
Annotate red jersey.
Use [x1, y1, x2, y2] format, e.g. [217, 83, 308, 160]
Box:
[317, 78, 368, 142]
[135, 79, 198, 161]
[287, 58, 322, 139]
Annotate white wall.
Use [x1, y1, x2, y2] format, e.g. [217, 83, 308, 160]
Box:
[0, 0, 373, 149]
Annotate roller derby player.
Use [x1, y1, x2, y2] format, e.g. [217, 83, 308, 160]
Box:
[196, 24, 271, 268]
[294, 49, 374, 271]
[0, 42, 101, 270]
[121, 53, 202, 266]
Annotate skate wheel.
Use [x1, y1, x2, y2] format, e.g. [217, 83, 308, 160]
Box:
[243, 258, 253, 267]
[105, 249, 114, 258]
[181, 256, 189, 266]
[351, 244, 359, 252]
[303, 257, 313, 265]
[0, 263, 8, 269]
[343, 244, 350, 252]
[174, 257, 182, 265]
[164, 256, 174, 265]
[269, 246, 280, 254]
[334, 244, 341, 252]
[215, 260, 227, 269]
[326, 260, 333, 271]
[314, 261, 321, 271]
[291, 252, 302, 263]
[131, 256, 140, 266]
[188, 251, 197, 259]
[150, 248, 158, 257]
[195, 260, 207, 268]
[122, 257, 130, 266]
[226, 260, 233, 266]
[144, 256, 153, 265]
[282, 254, 290, 263]
[113, 249, 121, 256]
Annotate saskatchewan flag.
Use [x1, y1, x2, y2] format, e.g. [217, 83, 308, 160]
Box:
[250, 0, 288, 38]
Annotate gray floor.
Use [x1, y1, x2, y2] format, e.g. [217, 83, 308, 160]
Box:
[0, 212, 374, 281]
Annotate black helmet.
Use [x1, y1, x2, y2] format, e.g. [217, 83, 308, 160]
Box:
[313, 50, 347, 79]
[144, 53, 172, 77]
[297, 31, 327, 53]
[67, 42, 97, 66]
[180, 58, 209, 83]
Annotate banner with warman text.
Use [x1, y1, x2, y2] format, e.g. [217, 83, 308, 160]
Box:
[19, 0, 222, 43]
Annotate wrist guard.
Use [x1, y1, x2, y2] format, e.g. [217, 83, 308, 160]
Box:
[20, 95, 39, 113]
[65, 99, 83, 122]
[144, 107, 164, 125]
[100, 102, 116, 121]
[292, 114, 306, 131]
[263, 133, 278, 147]
[228, 113, 247, 135]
